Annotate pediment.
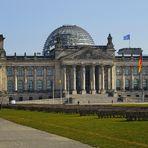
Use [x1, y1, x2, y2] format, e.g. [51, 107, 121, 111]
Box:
[61, 48, 113, 60]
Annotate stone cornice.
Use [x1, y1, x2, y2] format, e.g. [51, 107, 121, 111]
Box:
[61, 59, 114, 66]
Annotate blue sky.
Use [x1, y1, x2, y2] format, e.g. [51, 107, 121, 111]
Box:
[1, 0, 148, 55]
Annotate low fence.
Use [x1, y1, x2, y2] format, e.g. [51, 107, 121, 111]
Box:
[2, 104, 148, 121]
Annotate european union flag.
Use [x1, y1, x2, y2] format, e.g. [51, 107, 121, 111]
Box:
[123, 34, 130, 40]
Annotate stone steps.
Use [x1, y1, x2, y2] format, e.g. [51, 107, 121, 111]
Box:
[67, 94, 117, 104]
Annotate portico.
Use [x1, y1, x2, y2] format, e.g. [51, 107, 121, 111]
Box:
[62, 63, 116, 95]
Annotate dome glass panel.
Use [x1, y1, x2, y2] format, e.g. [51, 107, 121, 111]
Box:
[43, 25, 95, 55]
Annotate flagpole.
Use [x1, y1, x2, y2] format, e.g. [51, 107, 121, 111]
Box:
[139, 53, 144, 102]
[129, 33, 131, 48]
[141, 54, 144, 102]
[129, 38, 130, 48]
[142, 69, 144, 102]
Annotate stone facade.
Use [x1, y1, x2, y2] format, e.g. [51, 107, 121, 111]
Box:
[0, 26, 147, 102]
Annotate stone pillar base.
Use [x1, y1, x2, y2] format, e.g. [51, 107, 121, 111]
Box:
[63, 90, 67, 96]
[113, 89, 117, 93]
[81, 90, 86, 94]
[100, 89, 105, 94]
[91, 90, 96, 94]
[72, 90, 77, 95]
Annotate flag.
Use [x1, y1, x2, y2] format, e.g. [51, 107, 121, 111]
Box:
[123, 34, 130, 40]
[138, 53, 143, 73]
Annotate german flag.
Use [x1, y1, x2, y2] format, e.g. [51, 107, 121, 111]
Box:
[138, 53, 143, 73]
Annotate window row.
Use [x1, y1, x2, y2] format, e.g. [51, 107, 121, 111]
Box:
[7, 67, 54, 76]
[116, 79, 148, 90]
[116, 66, 148, 76]
[7, 80, 53, 92]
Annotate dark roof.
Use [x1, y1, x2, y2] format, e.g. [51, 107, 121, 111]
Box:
[6, 55, 54, 61]
[115, 55, 148, 61]
[118, 48, 142, 55]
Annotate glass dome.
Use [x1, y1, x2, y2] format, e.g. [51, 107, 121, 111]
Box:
[43, 25, 95, 54]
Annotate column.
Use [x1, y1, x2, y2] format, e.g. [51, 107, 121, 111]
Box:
[72, 65, 77, 94]
[34, 67, 37, 91]
[43, 67, 47, 91]
[14, 67, 17, 91]
[98, 66, 101, 93]
[122, 67, 125, 90]
[81, 65, 86, 94]
[130, 66, 134, 90]
[63, 66, 67, 92]
[24, 67, 27, 91]
[91, 65, 96, 94]
[101, 65, 105, 93]
[0, 67, 3, 91]
[108, 66, 111, 90]
[111, 65, 116, 91]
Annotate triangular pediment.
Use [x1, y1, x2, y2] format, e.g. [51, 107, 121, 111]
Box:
[61, 48, 114, 60]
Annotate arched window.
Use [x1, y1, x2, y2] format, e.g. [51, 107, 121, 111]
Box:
[17, 80, 24, 92]
[116, 79, 121, 90]
[27, 80, 33, 91]
[134, 79, 139, 90]
[125, 79, 130, 90]
[7, 80, 14, 93]
[37, 80, 43, 91]
[47, 80, 52, 90]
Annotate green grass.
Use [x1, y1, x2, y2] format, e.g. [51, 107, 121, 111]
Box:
[112, 103, 148, 106]
[0, 109, 148, 148]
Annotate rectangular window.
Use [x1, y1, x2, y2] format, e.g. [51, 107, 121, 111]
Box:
[116, 67, 122, 75]
[17, 67, 24, 76]
[47, 68, 53, 76]
[7, 67, 13, 76]
[124, 67, 130, 75]
[116, 79, 121, 90]
[27, 80, 33, 91]
[17, 80, 24, 92]
[47, 80, 52, 90]
[133, 67, 138, 76]
[143, 79, 147, 90]
[7, 80, 14, 92]
[125, 79, 130, 90]
[143, 67, 148, 75]
[134, 79, 139, 90]
[27, 67, 33, 76]
[36, 67, 43, 76]
[37, 80, 43, 91]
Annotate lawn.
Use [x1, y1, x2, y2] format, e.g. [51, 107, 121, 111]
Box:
[112, 103, 148, 107]
[0, 109, 148, 148]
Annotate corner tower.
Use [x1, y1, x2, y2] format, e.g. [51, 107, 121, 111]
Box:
[0, 34, 6, 59]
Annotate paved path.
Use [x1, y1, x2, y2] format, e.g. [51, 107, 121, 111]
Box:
[0, 118, 93, 148]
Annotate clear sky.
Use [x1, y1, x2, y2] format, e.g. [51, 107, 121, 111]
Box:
[1, 0, 148, 55]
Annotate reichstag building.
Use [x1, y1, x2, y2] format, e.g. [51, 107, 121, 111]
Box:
[0, 25, 147, 102]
